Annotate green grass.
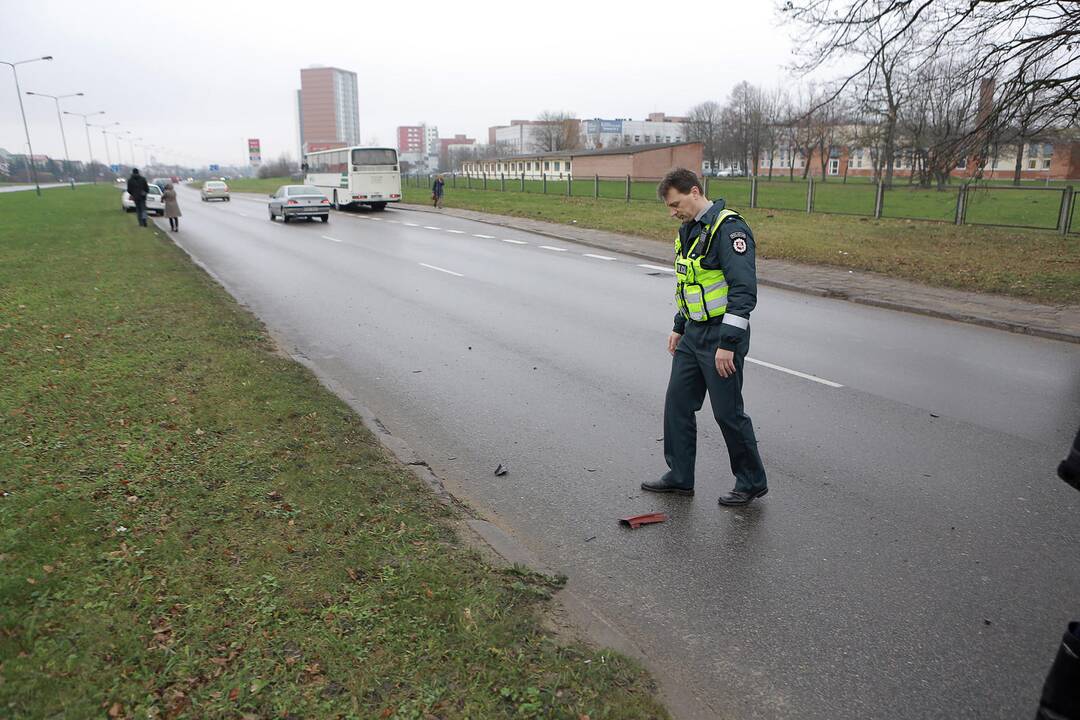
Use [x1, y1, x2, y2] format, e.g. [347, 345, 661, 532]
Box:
[0, 186, 668, 720]
[408, 174, 1077, 230]
[401, 185, 1080, 304]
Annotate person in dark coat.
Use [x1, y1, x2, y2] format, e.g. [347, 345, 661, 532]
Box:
[162, 183, 182, 232]
[126, 169, 150, 227]
[432, 175, 445, 209]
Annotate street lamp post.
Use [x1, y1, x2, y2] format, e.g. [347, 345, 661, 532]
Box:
[0, 55, 53, 196]
[64, 110, 105, 183]
[26, 90, 83, 188]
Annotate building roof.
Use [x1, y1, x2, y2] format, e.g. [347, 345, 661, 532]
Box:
[471, 142, 701, 163]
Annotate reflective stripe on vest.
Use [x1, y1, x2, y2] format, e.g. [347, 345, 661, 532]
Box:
[674, 208, 740, 323]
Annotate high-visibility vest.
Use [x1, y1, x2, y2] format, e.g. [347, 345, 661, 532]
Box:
[674, 208, 741, 322]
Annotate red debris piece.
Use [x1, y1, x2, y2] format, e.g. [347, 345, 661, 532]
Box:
[618, 512, 669, 529]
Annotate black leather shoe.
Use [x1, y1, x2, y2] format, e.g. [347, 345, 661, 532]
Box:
[717, 487, 768, 506]
[640, 480, 694, 497]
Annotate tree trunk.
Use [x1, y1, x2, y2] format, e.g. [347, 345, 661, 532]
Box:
[1012, 139, 1025, 186]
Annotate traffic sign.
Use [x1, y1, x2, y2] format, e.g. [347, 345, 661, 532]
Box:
[110, 164, 120, 172]
[209, 164, 220, 172]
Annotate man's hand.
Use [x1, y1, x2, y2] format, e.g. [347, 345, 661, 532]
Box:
[714, 348, 736, 378]
[667, 332, 682, 356]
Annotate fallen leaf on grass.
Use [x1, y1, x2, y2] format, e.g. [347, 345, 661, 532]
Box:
[228, 687, 239, 701]
[108, 702, 123, 718]
[267, 490, 283, 501]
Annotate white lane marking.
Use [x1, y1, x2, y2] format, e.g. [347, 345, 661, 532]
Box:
[404, 222, 419, 227]
[238, 212, 249, 217]
[385, 219, 400, 223]
[368, 217, 383, 221]
[423, 225, 442, 230]
[639, 263, 674, 273]
[420, 263, 464, 277]
[746, 358, 844, 388]
[584, 253, 616, 261]
[500, 238, 528, 245]
[446, 229, 465, 234]
[539, 245, 569, 252]
[473, 234, 495, 239]
[321, 235, 342, 243]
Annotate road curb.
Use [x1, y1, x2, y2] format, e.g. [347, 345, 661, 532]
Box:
[396, 203, 1080, 345]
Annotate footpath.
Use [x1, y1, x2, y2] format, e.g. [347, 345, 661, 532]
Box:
[400, 203, 1080, 344]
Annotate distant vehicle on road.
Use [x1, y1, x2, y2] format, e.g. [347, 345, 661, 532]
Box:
[302, 146, 401, 211]
[201, 180, 230, 202]
[267, 185, 330, 223]
[151, 177, 171, 191]
[121, 183, 165, 215]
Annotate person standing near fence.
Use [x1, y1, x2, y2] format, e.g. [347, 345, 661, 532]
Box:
[432, 174, 445, 209]
[162, 183, 181, 232]
[641, 168, 769, 507]
[126, 169, 149, 227]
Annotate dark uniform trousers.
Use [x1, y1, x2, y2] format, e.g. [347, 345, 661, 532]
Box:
[662, 318, 767, 493]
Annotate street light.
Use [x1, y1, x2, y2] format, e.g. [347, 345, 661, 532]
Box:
[26, 90, 83, 188]
[64, 110, 105, 183]
[0, 55, 53, 196]
[90, 121, 119, 173]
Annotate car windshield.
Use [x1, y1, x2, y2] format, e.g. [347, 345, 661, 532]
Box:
[287, 186, 323, 196]
[351, 149, 397, 166]
[147, 185, 162, 194]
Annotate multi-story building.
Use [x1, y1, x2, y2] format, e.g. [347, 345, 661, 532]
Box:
[296, 66, 361, 156]
[396, 123, 440, 171]
[488, 112, 689, 154]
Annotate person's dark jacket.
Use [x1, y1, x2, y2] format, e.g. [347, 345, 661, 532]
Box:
[127, 173, 149, 200]
[672, 198, 758, 351]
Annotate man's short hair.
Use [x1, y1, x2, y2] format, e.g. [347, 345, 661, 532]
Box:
[657, 168, 702, 199]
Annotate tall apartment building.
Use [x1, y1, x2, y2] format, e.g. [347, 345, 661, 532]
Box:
[296, 66, 361, 155]
[396, 123, 439, 170]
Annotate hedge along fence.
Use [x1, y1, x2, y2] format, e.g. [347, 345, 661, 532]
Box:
[406, 172, 1078, 235]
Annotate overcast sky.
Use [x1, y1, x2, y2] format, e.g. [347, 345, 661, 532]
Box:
[1, 0, 807, 168]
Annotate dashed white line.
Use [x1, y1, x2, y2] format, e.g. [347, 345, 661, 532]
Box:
[584, 253, 616, 261]
[321, 235, 342, 243]
[419, 263, 464, 277]
[368, 217, 383, 221]
[385, 219, 400, 224]
[473, 234, 495, 239]
[238, 212, 249, 217]
[540, 245, 569, 252]
[500, 238, 528, 245]
[423, 225, 442, 230]
[446, 229, 465, 234]
[404, 222, 419, 227]
[638, 263, 674, 273]
[746, 358, 844, 388]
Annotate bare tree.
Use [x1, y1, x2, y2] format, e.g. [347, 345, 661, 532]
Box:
[530, 111, 581, 153]
[258, 153, 296, 179]
[684, 101, 724, 172]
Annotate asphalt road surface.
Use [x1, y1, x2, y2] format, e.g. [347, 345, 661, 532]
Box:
[159, 186, 1080, 719]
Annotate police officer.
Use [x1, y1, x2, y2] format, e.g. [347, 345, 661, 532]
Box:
[641, 168, 768, 506]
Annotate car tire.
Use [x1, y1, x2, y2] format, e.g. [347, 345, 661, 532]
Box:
[226, 197, 230, 202]
[268, 208, 275, 221]
[321, 215, 329, 223]
[373, 202, 387, 211]
[282, 213, 290, 224]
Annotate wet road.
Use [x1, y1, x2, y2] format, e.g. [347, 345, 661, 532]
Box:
[162, 186, 1080, 719]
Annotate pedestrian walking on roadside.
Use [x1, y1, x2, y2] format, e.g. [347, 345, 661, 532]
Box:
[162, 183, 182, 232]
[641, 168, 769, 507]
[432, 174, 445, 209]
[127, 168, 150, 227]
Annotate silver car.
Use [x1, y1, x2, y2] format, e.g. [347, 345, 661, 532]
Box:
[268, 185, 330, 223]
[201, 180, 230, 201]
[121, 183, 165, 215]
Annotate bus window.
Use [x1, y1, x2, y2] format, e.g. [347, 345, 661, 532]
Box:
[352, 148, 397, 166]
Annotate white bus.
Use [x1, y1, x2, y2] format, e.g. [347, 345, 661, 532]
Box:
[302, 146, 401, 211]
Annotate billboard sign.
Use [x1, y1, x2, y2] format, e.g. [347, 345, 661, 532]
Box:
[586, 119, 623, 135]
[247, 138, 261, 166]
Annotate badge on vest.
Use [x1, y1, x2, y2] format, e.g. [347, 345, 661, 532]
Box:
[730, 231, 748, 254]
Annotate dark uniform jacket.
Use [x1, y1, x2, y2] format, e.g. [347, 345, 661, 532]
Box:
[672, 198, 758, 352]
[127, 173, 149, 200]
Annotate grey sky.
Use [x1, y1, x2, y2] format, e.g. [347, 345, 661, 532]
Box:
[1, 0, 802, 168]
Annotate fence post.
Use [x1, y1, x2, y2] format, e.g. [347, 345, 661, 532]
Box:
[521, 172, 525, 192]
[806, 176, 814, 213]
[1057, 185, 1074, 235]
[452, 172, 456, 189]
[625, 174, 631, 202]
[567, 173, 572, 197]
[483, 172, 487, 191]
[543, 173, 547, 194]
[750, 177, 758, 209]
[594, 173, 599, 199]
[704, 175, 710, 198]
[874, 180, 885, 219]
[954, 184, 966, 225]
[501, 172, 505, 192]
[466, 173, 471, 190]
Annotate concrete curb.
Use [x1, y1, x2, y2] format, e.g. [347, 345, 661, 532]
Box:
[396, 202, 1080, 345]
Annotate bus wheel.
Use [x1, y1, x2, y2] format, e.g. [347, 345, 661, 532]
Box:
[373, 202, 387, 211]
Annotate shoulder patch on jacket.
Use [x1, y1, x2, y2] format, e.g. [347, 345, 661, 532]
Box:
[729, 230, 748, 254]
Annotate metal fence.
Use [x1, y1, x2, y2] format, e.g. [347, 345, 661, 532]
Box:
[406, 172, 1078, 235]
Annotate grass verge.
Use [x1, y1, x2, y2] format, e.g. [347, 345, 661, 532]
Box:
[0, 186, 668, 719]
[402, 185, 1080, 305]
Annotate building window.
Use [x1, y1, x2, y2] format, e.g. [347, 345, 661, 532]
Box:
[1043, 159, 1052, 169]
[644, 136, 651, 143]
[544, 161, 550, 170]
[624, 135, 632, 143]
[634, 135, 640, 142]
[957, 157, 967, 169]
[1028, 159, 1037, 169]
[829, 159, 839, 175]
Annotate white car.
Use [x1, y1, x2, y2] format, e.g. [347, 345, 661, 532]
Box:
[121, 183, 165, 215]
[201, 180, 230, 201]
[268, 185, 330, 223]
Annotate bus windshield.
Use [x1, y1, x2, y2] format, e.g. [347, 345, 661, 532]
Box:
[351, 149, 397, 166]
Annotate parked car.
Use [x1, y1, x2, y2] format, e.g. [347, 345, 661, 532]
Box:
[201, 180, 230, 201]
[121, 183, 165, 215]
[151, 177, 171, 191]
[268, 185, 331, 223]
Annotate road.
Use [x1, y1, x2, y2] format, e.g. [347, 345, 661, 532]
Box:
[161, 186, 1080, 719]
[0, 181, 90, 193]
